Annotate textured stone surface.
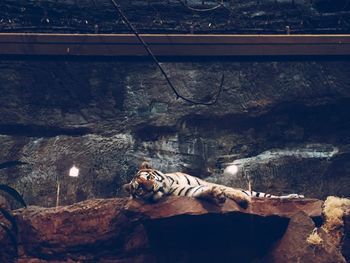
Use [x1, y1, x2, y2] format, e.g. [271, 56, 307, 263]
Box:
[343, 207, 350, 262]
[0, 59, 350, 206]
[1, 0, 350, 34]
[0, 197, 324, 262]
[262, 211, 346, 263]
[0, 2, 350, 207]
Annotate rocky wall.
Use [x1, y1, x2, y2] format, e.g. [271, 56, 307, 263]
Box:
[0, 59, 349, 206]
[0, 0, 350, 207]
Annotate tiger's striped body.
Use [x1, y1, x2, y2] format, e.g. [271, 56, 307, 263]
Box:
[124, 163, 304, 208]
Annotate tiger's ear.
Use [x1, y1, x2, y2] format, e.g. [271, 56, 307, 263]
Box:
[123, 183, 131, 193]
[140, 161, 151, 169]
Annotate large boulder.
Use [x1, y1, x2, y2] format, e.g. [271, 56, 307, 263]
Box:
[262, 211, 346, 263]
[0, 197, 325, 262]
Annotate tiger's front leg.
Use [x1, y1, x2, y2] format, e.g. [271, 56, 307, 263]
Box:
[191, 185, 227, 205]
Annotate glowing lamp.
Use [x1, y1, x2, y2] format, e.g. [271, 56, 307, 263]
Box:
[224, 164, 239, 175]
[69, 165, 79, 177]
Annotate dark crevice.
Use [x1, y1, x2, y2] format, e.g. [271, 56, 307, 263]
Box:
[0, 161, 28, 170]
[314, 0, 350, 12]
[179, 98, 350, 145]
[144, 213, 289, 263]
[133, 98, 350, 145]
[0, 124, 91, 138]
[313, 216, 324, 228]
[133, 125, 177, 141]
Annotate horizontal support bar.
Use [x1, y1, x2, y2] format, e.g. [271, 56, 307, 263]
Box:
[0, 33, 349, 57]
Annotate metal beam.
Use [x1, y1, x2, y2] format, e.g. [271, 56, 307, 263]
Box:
[0, 33, 349, 57]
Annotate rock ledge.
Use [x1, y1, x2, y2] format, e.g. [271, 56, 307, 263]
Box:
[2, 197, 346, 262]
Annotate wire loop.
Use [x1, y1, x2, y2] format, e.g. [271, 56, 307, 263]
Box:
[110, 0, 224, 105]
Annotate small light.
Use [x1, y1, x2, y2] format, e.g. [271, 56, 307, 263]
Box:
[224, 165, 239, 175]
[69, 165, 79, 177]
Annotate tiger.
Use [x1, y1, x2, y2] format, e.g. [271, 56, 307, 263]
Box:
[123, 162, 304, 209]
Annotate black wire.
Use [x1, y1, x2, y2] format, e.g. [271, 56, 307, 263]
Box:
[177, 0, 226, 12]
[110, 0, 224, 105]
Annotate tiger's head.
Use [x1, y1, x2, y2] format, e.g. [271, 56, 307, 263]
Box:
[123, 162, 165, 201]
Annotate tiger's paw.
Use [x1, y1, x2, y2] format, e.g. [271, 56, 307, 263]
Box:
[237, 196, 250, 209]
[210, 187, 227, 205]
[227, 191, 250, 209]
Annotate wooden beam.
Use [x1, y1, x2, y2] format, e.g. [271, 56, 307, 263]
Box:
[0, 33, 349, 57]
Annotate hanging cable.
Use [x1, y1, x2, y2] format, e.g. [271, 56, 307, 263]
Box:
[110, 0, 224, 105]
[177, 0, 227, 12]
